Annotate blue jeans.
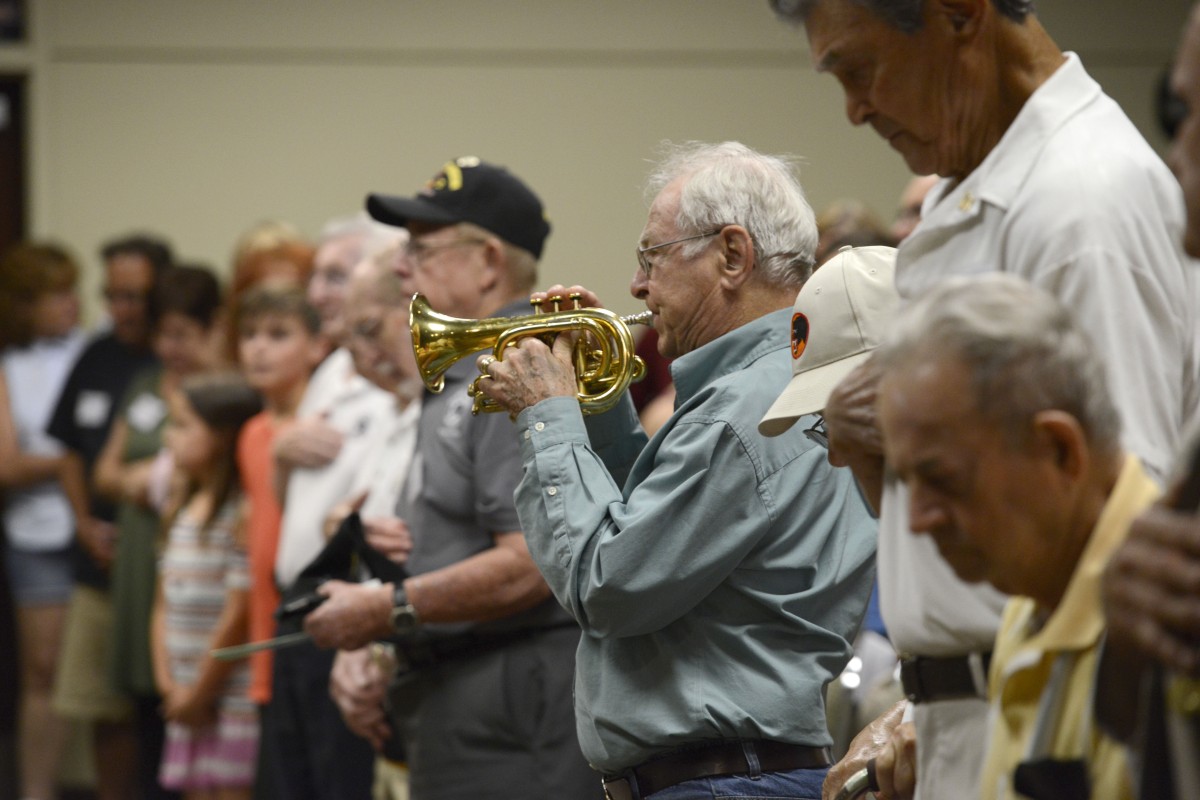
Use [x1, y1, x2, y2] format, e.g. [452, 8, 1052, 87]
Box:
[648, 766, 828, 799]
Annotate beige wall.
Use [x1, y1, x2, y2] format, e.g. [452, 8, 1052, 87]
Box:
[0, 0, 1189, 321]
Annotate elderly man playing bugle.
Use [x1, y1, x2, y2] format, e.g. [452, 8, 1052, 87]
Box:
[476, 140, 876, 800]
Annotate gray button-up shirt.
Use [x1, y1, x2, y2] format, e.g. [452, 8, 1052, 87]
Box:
[515, 308, 877, 772]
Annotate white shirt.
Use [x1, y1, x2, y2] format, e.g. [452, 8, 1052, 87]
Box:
[275, 347, 396, 588]
[348, 396, 421, 521]
[3, 329, 88, 551]
[880, 53, 1196, 800]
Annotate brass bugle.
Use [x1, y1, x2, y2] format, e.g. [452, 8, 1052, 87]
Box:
[410, 293, 654, 415]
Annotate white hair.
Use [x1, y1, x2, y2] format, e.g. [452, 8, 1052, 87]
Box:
[319, 212, 406, 263]
[645, 141, 818, 288]
[877, 273, 1122, 452]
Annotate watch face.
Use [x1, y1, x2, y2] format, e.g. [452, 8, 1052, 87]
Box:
[391, 585, 419, 633]
[391, 604, 418, 633]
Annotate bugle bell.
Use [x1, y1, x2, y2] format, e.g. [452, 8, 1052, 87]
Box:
[410, 292, 653, 415]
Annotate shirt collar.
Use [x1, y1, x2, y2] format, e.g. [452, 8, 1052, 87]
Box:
[917, 53, 1098, 230]
[1017, 454, 1159, 654]
[670, 308, 791, 404]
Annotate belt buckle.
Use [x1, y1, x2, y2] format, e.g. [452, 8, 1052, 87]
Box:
[602, 777, 637, 800]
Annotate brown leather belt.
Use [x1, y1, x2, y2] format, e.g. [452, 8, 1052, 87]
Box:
[602, 739, 831, 799]
[899, 651, 992, 704]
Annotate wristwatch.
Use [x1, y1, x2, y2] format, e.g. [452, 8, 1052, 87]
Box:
[390, 584, 421, 635]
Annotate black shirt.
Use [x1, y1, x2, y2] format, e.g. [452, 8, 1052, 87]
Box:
[46, 333, 158, 589]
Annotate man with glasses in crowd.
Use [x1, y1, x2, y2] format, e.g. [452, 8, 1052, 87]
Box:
[303, 157, 601, 800]
[474, 141, 876, 800]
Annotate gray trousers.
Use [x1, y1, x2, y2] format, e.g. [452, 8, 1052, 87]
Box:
[391, 625, 603, 800]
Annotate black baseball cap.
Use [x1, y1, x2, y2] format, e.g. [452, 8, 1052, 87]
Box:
[367, 157, 551, 259]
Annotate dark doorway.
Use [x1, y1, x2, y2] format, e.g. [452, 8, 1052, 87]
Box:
[0, 0, 25, 43]
[0, 74, 26, 254]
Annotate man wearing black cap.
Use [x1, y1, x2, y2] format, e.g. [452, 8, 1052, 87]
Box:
[366, 155, 547, 325]
[304, 158, 601, 800]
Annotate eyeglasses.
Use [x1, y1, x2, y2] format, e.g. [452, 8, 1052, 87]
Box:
[636, 229, 723, 278]
[804, 415, 828, 449]
[404, 237, 488, 267]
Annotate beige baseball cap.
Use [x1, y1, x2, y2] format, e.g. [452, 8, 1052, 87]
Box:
[759, 245, 899, 437]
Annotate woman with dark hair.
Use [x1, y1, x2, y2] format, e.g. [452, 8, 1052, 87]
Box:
[0, 241, 87, 800]
[93, 264, 224, 799]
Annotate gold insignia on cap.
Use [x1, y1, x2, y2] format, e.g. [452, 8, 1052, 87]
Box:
[444, 161, 463, 191]
[427, 161, 464, 192]
[422, 155, 477, 195]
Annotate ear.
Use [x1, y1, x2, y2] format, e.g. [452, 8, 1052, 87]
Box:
[932, 0, 986, 37]
[716, 224, 755, 291]
[1031, 410, 1089, 483]
[477, 236, 503, 294]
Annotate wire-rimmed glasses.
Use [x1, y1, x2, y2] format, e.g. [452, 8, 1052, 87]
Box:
[804, 415, 829, 449]
[636, 229, 723, 278]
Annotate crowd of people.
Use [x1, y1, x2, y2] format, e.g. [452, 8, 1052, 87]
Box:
[0, 218, 421, 799]
[1, 1, 1199, 799]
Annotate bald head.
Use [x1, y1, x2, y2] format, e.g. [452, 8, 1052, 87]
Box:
[344, 246, 419, 394]
[348, 243, 411, 309]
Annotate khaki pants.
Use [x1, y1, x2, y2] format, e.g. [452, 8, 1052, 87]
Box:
[52, 586, 133, 722]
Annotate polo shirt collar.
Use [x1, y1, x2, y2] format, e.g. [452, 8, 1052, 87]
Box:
[917, 53, 1099, 231]
[1019, 455, 1158, 655]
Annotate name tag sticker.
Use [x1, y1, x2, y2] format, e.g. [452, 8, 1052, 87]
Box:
[75, 391, 111, 428]
[128, 392, 166, 433]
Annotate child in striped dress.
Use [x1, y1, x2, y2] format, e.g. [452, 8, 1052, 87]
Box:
[151, 372, 263, 798]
